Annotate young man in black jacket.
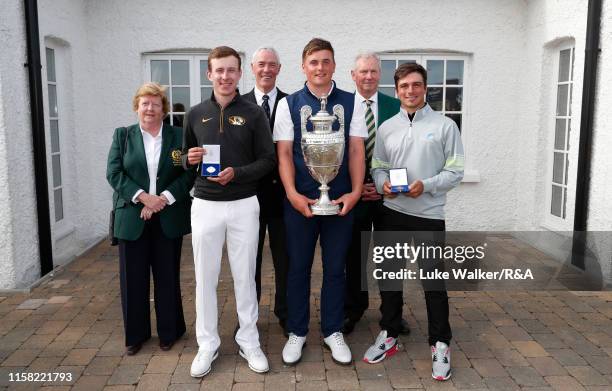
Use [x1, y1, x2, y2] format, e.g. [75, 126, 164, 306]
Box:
[182, 46, 275, 378]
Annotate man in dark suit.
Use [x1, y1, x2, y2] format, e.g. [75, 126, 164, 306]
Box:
[343, 53, 410, 335]
[243, 47, 290, 335]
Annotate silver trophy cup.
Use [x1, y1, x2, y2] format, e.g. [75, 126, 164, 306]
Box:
[300, 96, 345, 215]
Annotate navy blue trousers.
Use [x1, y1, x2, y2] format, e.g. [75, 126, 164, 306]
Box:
[118, 215, 186, 346]
[284, 200, 354, 337]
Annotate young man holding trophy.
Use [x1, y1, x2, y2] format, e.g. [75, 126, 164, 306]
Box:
[182, 46, 275, 377]
[273, 38, 367, 365]
[369, 63, 464, 381]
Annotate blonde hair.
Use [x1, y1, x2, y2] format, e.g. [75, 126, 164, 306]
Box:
[132, 82, 170, 114]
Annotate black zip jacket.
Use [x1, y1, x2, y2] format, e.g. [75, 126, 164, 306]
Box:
[181, 92, 276, 201]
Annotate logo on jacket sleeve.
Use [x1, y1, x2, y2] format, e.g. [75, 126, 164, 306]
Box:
[228, 116, 246, 125]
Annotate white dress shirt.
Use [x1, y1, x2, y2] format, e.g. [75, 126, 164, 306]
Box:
[273, 82, 368, 141]
[253, 86, 278, 112]
[132, 124, 175, 205]
[353, 91, 378, 127]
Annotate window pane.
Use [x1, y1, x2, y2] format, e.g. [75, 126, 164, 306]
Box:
[171, 60, 189, 85]
[568, 84, 572, 116]
[564, 155, 569, 187]
[570, 48, 575, 81]
[151, 60, 169, 85]
[398, 59, 417, 65]
[50, 119, 60, 153]
[562, 188, 567, 219]
[379, 87, 396, 98]
[558, 49, 571, 82]
[445, 87, 462, 111]
[45, 48, 56, 82]
[48, 84, 58, 117]
[200, 60, 212, 85]
[52, 154, 62, 187]
[426, 87, 443, 111]
[54, 188, 63, 222]
[427, 60, 444, 85]
[556, 84, 568, 116]
[380, 60, 396, 85]
[552, 152, 564, 184]
[554, 119, 566, 150]
[446, 114, 462, 131]
[551, 185, 562, 217]
[171, 114, 184, 128]
[446, 60, 463, 85]
[567, 119, 571, 150]
[201, 87, 213, 101]
[172, 87, 190, 111]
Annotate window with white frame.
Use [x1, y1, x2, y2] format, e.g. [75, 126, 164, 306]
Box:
[144, 53, 244, 126]
[549, 47, 575, 220]
[45, 47, 63, 222]
[379, 54, 467, 131]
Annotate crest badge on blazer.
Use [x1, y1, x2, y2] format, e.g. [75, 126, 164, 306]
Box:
[171, 149, 182, 166]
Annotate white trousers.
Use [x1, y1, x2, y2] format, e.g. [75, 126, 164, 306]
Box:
[191, 196, 261, 351]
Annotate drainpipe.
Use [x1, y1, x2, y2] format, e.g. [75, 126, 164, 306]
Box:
[572, 0, 601, 269]
[24, 0, 53, 276]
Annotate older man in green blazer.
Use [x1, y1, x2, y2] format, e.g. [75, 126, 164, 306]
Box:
[107, 83, 195, 355]
[343, 53, 409, 335]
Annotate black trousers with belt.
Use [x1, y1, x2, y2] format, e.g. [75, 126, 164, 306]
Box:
[344, 198, 384, 322]
[255, 213, 289, 323]
[376, 206, 452, 345]
[118, 215, 186, 346]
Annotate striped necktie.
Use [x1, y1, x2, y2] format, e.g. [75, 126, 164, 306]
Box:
[365, 99, 376, 170]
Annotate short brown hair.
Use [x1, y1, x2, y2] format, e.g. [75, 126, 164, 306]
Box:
[132, 82, 169, 114]
[208, 46, 242, 71]
[394, 63, 427, 88]
[302, 38, 335, 62]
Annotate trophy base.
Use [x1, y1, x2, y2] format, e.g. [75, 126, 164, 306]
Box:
[310, 202, 340, 215]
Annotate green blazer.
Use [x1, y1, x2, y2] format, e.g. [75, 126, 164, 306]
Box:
[106, 123, 195, 241]
[377, 91, 401, 127]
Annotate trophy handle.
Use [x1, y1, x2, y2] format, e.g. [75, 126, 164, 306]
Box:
[333, 104, 344, 134]
[300, 105, 312, 138]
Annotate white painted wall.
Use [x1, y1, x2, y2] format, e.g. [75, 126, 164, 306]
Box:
[0, 1, 41, 289]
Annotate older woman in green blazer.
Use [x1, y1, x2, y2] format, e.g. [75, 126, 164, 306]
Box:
[107, 83, 195, 355]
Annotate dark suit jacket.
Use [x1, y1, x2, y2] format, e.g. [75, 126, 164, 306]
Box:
[243, 87, 288, 218]
[106, 123, 195, 240]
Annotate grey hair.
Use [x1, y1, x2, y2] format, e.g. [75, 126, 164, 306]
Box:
[251, 47, 281, 64]
[353, 52, 380, 70]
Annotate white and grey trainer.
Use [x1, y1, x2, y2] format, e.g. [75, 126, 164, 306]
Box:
[363, 330, 399, 364]
[431, 341, 451, 381]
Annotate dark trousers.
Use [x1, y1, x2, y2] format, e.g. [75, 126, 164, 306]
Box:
[344, 199, 384, 321]
[284, 200, 354, 337]
[118, 215, 186, 346]
[255, 213, 289, 322]
[377, 206, 452, 345]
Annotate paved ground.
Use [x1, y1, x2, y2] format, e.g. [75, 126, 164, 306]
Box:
[1, 236, 612, 390]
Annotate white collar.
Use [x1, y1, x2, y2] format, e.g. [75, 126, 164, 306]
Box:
[356, 90, 378, 104]
[254, 86, 277, 101]
[306, 81, 335, 98]
[139, 122, 163, 138]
